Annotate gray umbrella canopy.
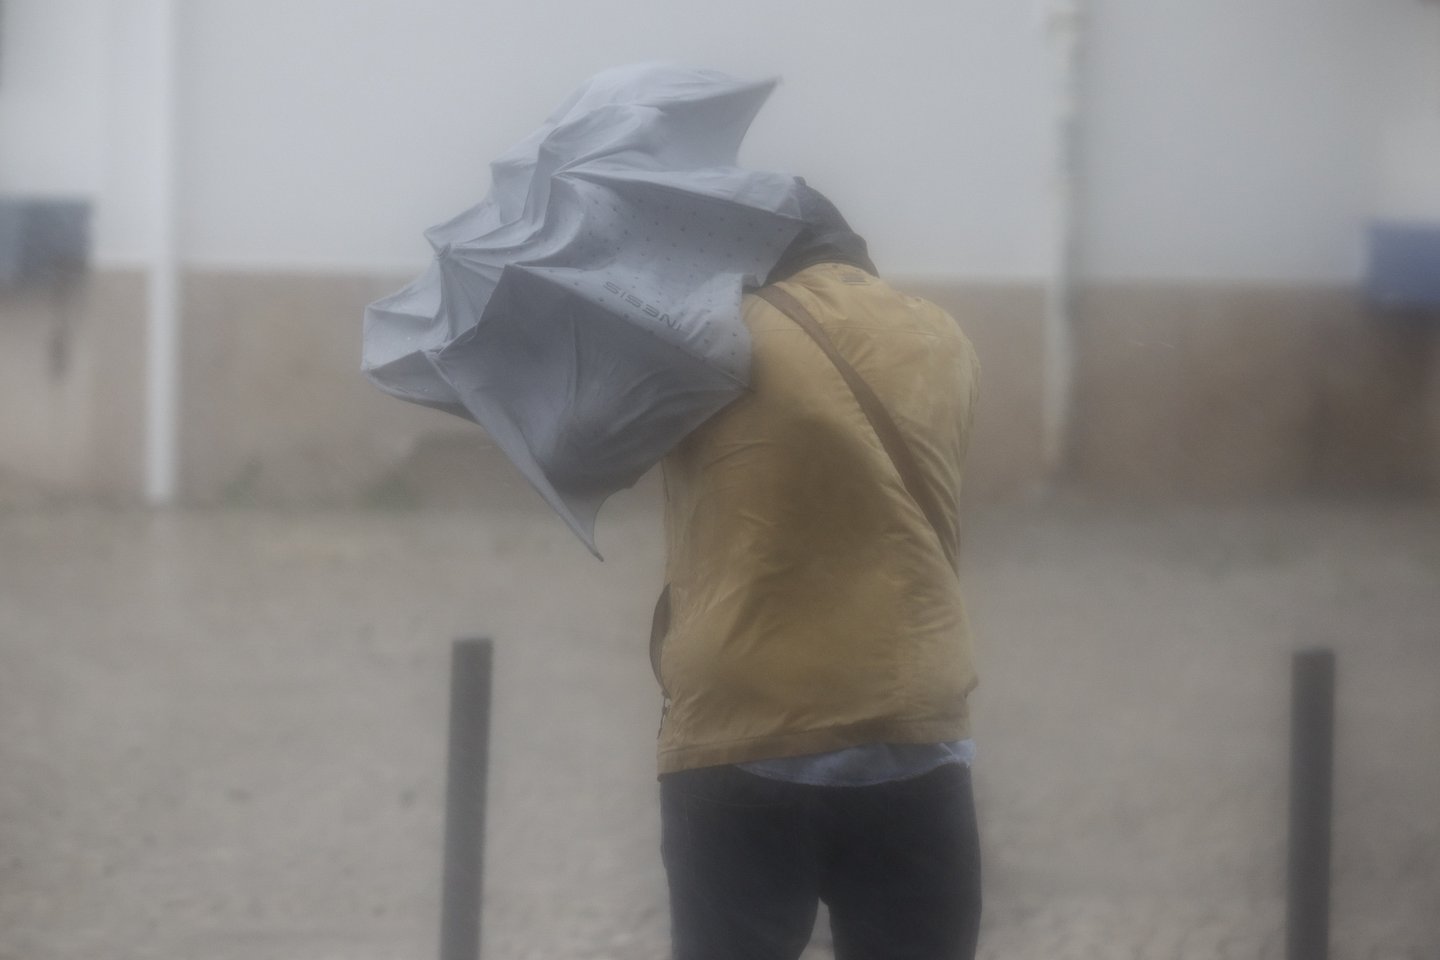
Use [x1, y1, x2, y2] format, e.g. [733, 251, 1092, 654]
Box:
[363, 64, 804, 555]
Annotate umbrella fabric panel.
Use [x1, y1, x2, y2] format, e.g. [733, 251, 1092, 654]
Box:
[435, 268, 747, 550]
[362, 64, 806, 554]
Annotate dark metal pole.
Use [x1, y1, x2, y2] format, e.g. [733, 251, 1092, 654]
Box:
[1287, 647, 1335, 960]
[440, 638, 493, 960]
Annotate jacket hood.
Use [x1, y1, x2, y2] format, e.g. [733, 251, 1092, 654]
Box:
[763, 179, 878, 286]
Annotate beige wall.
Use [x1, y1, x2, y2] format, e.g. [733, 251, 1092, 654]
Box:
[0, 272, 145, 499]
[177, 271, 444, 505]
[2, 270, 1436, 507]
[172, 273, 1054, 507]
[1071, 285, 1437, 499]
[174, 272, 1053, 508]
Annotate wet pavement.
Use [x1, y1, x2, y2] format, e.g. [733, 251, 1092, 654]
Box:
[2, 492, 1437, 959]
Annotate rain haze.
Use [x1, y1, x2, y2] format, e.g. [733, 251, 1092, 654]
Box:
[2, 1, 1438, 958]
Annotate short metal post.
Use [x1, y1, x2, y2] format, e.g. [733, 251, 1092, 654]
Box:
[1287, 648, 1335, 960]
[440, 638, 493, 960]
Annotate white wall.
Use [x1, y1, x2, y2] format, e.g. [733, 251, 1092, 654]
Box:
[162, 0, 1056, 278]
[15, 0, 1438, 282]
[1078, 0, 1383, 282]
[0, 0, 110, 194]
[1375, 1, 1440, 221]
[0, 0, 173, 266]
[91, 0, 172, 268]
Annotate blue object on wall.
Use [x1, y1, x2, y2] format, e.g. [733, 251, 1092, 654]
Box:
[1367, 221, 1440, 309]
[0, 197, 92, 289]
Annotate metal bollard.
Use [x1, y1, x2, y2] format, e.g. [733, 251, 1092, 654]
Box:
[440, 638, 494, 960]
[1287, 647, 1335, 960]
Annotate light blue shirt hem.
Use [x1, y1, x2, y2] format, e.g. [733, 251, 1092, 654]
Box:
[737, 739, 975, 787]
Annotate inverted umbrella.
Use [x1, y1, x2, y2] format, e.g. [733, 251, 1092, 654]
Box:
[363, 64, 805, 555]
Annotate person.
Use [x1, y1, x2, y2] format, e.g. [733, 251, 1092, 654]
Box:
[651, 181, 983, 960]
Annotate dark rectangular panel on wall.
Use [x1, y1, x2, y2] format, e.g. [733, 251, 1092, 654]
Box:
[0, 198, 92, 290]
[1368, 222, 1440, 310]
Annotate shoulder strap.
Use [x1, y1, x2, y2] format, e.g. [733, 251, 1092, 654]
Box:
[754, 285, 957, 563]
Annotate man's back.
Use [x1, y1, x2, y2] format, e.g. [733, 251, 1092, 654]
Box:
[656, 261, 981, 774]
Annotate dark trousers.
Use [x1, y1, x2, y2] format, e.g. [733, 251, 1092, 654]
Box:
[660, 763, 981, 960]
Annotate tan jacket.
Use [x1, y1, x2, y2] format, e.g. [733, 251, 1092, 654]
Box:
[656, 262, 980, 774]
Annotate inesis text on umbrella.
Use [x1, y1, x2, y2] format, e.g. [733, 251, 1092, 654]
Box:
[604, 281, 676, 330]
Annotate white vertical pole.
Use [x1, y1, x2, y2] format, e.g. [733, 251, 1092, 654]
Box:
[145, 0, 180, 504]
[1041, 0, 1084, 478]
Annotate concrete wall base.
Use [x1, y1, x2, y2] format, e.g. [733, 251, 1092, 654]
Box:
[2, 269, 1436, 507]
